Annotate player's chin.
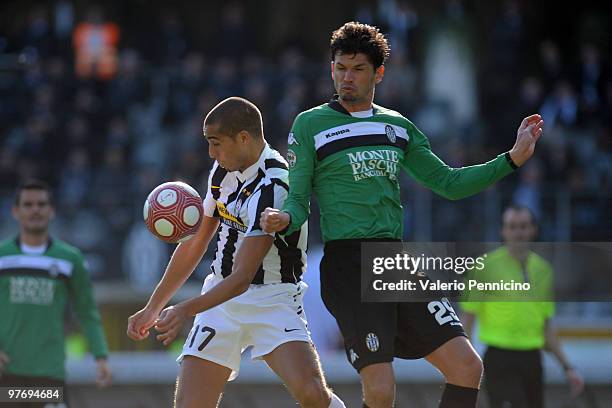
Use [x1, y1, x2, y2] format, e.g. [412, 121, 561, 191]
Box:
[339, 93, 357, 103]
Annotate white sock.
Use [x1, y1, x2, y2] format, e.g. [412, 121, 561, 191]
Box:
[329, 392, 346, 408]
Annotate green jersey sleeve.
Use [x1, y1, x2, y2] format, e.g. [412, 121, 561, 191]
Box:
[402, 122, 515, 200]
[68, 253, 109, 359]
[282, 113, 316, 235]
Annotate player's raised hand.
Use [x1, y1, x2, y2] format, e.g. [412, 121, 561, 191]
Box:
[261, 207, 290, 233]
[155, 305, 189, 346]
[127, 306, 159, 341]
[509, 114, 544, 167]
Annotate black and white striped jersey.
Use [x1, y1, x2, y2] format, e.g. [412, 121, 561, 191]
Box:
[203, 143, 308, 284]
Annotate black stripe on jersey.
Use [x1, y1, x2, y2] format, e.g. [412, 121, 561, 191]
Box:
[235, 168, 265, 209]
[0, 268, 69, 281]
[251, 264, 265, 284]
[251, 183, 276, 233]
[210, 232, 222, 275]
[274, 230, 304, 283]
[265, 158, 288, 170]
[220, 228, 239, 277]
[316, 134, 408, 161]
[270, 178, 289, 192]
[210, 166, 228, 200]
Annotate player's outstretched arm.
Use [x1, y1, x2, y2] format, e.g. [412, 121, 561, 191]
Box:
[127, 215, 220, 341]
[153, 235, 274, 345]
[403, 114, 544, 200]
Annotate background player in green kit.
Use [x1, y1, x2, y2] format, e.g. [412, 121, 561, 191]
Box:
[261, 22, 545, 408]
[0, 180, 111, 407]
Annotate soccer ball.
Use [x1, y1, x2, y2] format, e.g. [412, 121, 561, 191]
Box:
[143, 181, 203, 243]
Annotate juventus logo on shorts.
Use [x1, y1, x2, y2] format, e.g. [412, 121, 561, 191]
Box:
[365, 332, 380, 352]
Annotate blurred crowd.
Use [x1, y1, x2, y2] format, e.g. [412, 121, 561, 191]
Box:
[0, 0, 611, 280]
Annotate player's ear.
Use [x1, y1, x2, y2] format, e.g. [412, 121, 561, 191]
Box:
[330, 61, 335, 81]
[238, 130, 249, 144]
[375, 65, 385, 84]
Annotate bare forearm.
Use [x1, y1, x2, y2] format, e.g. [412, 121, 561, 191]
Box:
[179, 273, 250, 316]
[147, 217, 219, 311]
[177, 235, 273, 316]
[545, 324, 572, 370]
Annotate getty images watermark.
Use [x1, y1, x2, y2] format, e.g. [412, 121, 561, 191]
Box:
[360, 242, 612, 302]
[371, 252, 531, 293]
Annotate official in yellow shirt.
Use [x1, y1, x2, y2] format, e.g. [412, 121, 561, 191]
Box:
[461, 205, 583, 408]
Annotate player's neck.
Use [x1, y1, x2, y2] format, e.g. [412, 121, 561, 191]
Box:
[507, 245, 529, 262]
[239, 140, 265, 172]
[20, 230, 49, 247]
[338, 98, 374, 113]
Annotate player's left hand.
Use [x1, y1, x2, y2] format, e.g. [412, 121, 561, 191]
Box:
[509, 114, 544, 167]
[154, 305, 189, 346]
[95, 358, 112, 388]
[566, 367, 585, 398]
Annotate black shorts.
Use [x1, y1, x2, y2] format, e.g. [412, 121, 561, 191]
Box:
[0, 374, 68, 407]
[483, 346, 543, 408]
[320, 239, 466, 372]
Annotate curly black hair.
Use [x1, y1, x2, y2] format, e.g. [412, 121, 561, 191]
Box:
[330, 21, 391, 68]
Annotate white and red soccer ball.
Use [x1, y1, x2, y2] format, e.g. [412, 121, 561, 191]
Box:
[143, 181, 203, 243]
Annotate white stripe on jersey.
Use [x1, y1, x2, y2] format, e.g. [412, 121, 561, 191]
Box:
[203, 143, 308, 284]
[313, 121, 409, 150]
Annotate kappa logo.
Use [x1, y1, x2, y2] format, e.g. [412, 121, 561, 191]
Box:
[349, 348, 359, 364]
[325, 128, 350, 138]
[288, 132, 299, 146]
[385, 125, 397, 143]
[365, 332, 380, 352]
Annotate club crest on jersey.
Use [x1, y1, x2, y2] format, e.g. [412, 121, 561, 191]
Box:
[287, 149, 297, 168]
[385, 125, 397, 143]
[288, 132, 299, 146]
[365, 332, 380, 352]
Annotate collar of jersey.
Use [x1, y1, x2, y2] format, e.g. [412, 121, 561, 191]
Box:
[235, 142, 270, 183]
[328, 94, 378, 116]
[14, 236, 53, 254]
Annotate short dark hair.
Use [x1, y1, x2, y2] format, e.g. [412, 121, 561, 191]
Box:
[15, 179, 54, 206]
[503, 203, 538, 226]
[203, 97, 263, 140]
[330, 21, 391, 68]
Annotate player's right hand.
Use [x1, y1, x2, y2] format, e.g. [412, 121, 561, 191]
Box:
[127, 307, 159, 341]
[0, 351, 10, 375]
[260, 207, 290, 233]
[154, 305, 189, 346]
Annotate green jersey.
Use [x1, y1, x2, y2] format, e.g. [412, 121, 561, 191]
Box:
[0, 237, 108, 380]
[283, 100, 516, 242]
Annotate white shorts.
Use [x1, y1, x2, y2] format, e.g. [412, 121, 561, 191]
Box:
[178, 273, 311, 380]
